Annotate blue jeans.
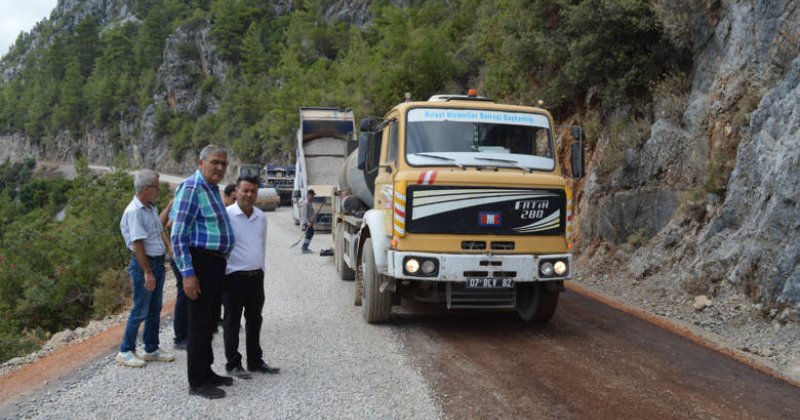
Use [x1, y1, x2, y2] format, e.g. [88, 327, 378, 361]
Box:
[120, 255, 165, 353]
[301, 225, 315, 250]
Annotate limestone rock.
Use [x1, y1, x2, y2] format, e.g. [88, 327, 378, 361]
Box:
[693, 295, 713, 311]
[46, 329, 75, 350]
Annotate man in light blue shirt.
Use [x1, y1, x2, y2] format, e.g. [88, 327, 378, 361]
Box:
[117, 169, 175, 367]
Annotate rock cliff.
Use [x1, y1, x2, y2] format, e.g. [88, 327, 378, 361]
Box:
[578, 1, 800, 317]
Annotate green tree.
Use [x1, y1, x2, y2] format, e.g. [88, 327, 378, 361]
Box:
[52, 57, 85, 135]
[241, 22, 268, 79]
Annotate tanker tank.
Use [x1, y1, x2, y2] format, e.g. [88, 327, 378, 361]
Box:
[338, 150, 373, 213]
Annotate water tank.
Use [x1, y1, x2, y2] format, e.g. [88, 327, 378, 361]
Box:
[339, 150, 373, 209]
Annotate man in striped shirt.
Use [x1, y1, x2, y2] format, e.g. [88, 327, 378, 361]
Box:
[171, 144, 235, 399]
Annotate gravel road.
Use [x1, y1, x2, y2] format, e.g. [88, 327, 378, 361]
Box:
[2, 207, 441, 419]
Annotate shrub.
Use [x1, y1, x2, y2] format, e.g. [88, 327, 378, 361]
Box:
[651, 71, 690, 123]
[93, 267, 132, 317]
[0, 331, 43, 363]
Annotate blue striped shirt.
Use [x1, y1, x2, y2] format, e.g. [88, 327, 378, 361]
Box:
[170, 170, 235, 278]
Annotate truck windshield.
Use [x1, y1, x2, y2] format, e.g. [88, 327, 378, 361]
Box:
[405, 108, 555, 171]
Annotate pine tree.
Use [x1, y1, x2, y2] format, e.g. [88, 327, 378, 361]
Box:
[241, 22, 268, 79]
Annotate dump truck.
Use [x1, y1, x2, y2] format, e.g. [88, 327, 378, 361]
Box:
[265, 164, 295, 205]
[292, 107, 357, 231]
[332, 92, 584, 323]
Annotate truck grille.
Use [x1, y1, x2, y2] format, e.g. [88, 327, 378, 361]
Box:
[491, 241, 515, 250]
[406, 186, 565, 235]
[462, 241, 486, 250]
[446, 283, 515, 309]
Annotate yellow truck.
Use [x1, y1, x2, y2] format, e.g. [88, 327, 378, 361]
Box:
[333, 92, 584, 323]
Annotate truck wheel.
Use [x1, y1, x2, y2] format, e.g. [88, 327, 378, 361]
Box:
[516, 283, 559, 323]
[336, 224, 355, 281]
[361, 238, 391, 323]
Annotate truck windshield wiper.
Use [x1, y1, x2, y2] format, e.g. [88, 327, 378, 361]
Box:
[412, 153, 464, 169]
[473, 156, 532, 173]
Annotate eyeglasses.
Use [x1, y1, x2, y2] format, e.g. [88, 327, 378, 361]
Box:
[146, 184, 160, 189]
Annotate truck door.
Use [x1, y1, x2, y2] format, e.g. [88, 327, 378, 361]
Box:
[375, 116, 399, 236]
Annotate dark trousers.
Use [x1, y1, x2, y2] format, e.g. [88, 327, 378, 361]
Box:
[223, 270, 265, 370]
[187, 248, 226, 387]
[170, 259, 188, 344]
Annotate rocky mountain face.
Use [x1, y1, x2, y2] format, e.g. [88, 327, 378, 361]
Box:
[579, 1, 800, 319]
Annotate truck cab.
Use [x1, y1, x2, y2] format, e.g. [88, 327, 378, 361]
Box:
[335, 92, 584, 323]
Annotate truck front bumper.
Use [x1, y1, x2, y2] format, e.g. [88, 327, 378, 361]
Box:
[386, 251, 572, 282]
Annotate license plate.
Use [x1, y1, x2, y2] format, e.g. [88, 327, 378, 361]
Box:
[465, 278, 514, 288]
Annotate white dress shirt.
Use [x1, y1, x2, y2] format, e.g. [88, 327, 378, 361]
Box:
[120, 195, 165, 257]
[225, 202, 267, 274]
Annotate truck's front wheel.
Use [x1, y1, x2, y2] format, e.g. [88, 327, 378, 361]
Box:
[335, 224, 355, 281]
[361, 238, 392, 323]
[516, 282, 560, 323]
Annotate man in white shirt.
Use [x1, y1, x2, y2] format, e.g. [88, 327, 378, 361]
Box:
[223, 176, 280, 378]
[117, 169, 175, 367]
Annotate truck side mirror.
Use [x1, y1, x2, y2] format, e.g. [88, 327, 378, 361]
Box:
[357, 132, 373, 170]
[292, 190, 301, 199]
[571, 142, 584, 178]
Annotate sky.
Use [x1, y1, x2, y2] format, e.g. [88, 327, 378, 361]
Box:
[0, 0, 59, 57]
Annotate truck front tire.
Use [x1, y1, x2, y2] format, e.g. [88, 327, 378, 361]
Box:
[516, 282, 559, 323]
[361, 237, 392, 323]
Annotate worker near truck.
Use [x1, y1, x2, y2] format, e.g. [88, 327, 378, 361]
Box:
[171, 145, 236, 399]
[300, 189, 316, 254]
[116, 169, 175, 367]
[222, 176, 280, 378]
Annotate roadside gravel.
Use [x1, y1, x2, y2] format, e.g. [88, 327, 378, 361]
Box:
[1, 208, 441, 419]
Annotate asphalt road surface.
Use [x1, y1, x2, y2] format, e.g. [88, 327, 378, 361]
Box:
[1, 205, 798, 418]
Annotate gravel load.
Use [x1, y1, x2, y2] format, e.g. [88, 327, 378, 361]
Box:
[3, 208, 441, 419]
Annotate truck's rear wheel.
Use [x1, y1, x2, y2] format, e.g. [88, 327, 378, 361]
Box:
[516, 283, 559, 322]
[361, 238, 391, 323]
[335, 224, 355, 281]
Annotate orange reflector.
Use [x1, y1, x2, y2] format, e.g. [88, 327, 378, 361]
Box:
[390, 239, 398, 249]
[467, 88, 478, 97]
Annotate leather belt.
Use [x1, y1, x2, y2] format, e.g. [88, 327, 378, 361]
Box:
[233, 269, 263, 277]
[190, 247, 227, 260]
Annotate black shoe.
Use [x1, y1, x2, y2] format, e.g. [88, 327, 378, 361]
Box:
[226, 365, 252, 379]
[189, 383, 225, 399]
[248, 361, 280, 374]
[173, 340, 187, 350]
[208, 372, 233, 387]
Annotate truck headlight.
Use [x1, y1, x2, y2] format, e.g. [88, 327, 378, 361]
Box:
[405, 258, 420, 274]
[554, 260, 567, 275]
[421, 260, 436, 274]
[540, 262, 554, 277]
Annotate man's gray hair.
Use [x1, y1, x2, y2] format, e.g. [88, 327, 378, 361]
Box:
[134, 169, 159, 193]
[199, 144, 227, 161]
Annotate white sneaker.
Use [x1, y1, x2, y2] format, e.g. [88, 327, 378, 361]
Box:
[116, 351, 146, 367]
[140, 348, 176, 362]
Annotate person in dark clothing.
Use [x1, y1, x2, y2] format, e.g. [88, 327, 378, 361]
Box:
[160, 199, 188, 350]
[171, 145, 235, 399]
